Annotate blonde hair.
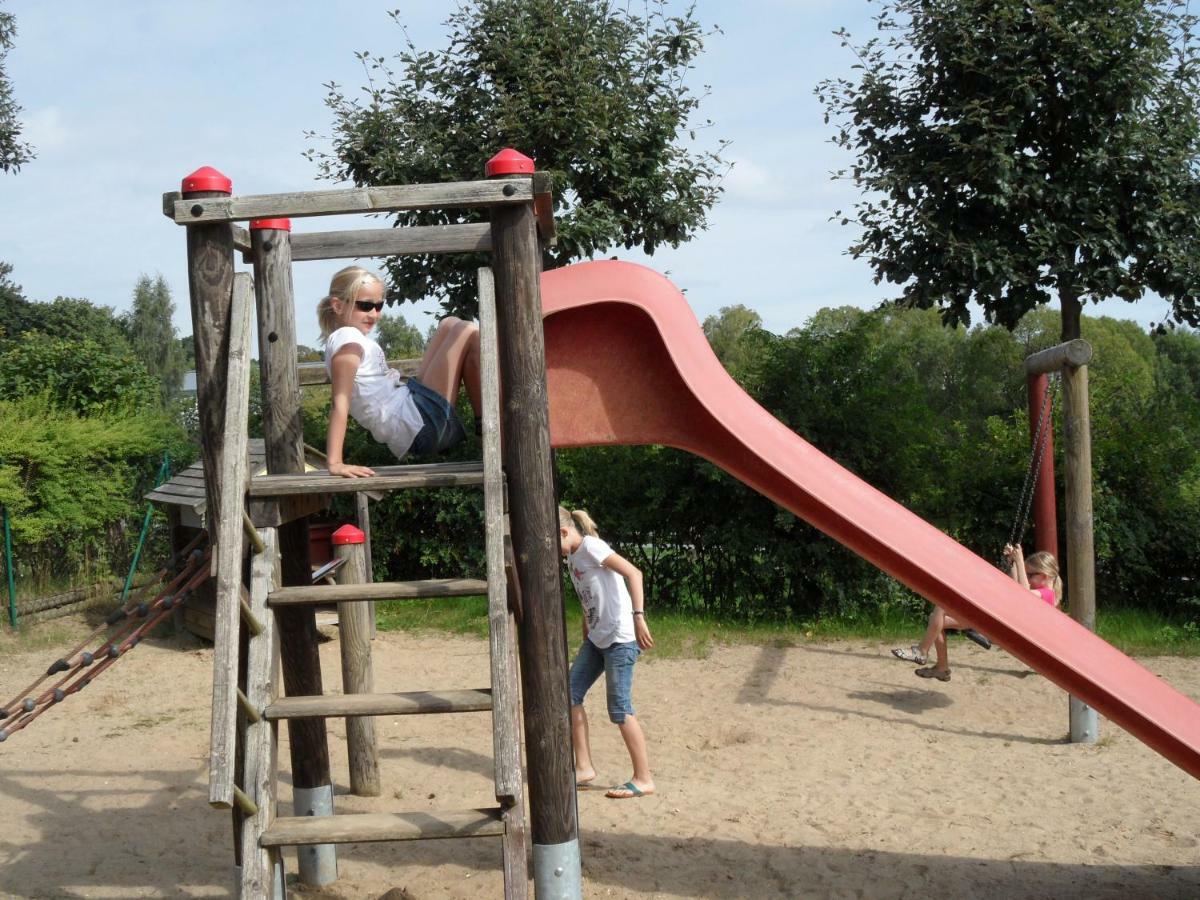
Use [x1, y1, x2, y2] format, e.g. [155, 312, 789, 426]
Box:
[317, 265, 385, 341]
[558, 506, 598, 537]
[1025, 551, 1062, 603]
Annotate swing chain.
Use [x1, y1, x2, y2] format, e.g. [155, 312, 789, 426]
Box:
[1003, 374, 1059, 563]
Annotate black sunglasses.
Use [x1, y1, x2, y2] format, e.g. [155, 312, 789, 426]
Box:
[354, 300, 385, 313]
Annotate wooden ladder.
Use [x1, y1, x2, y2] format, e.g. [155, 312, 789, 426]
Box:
[212, 268, 527, 898]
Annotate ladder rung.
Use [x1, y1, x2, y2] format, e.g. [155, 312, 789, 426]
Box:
[260, 808, 505, 846]
[248, 461, 485, 497]
[268, 578, 488, 606]
[265, 689, 493, 720]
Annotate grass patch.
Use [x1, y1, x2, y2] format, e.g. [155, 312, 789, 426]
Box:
[374, 596, 1200, 658]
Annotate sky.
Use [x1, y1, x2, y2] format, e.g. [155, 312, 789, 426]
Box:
[0, 0, 1177, 353]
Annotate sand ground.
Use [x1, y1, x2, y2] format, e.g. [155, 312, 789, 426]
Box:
[0, 618, 1197, 899]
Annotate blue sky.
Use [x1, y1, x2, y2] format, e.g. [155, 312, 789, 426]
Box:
[1, 1, 1173, 351]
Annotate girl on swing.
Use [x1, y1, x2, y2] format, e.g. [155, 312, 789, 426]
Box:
[317, 266, 482, 478]
[891, 545, 1062, 681]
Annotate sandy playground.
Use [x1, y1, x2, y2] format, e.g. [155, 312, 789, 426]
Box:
[0, 618, 1197, 899]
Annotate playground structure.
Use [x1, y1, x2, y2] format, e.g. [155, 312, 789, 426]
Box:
[166, 154, 569, 899]
[155, 154, 1200, 899]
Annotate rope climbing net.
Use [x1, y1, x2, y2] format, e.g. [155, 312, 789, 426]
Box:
[0, 530, 211, 741]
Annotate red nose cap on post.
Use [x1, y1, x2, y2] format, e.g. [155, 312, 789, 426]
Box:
[485, 148, 535, 177]
[180, 166, 232, 195]
[249, 218, 292, 232]
[331, 524, 366, 546]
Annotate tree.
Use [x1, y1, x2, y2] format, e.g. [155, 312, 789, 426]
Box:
[308, 0, 727, 317]
[374, 311, 426, 359]
[817, 0, 1200, 340]
[122, 274, 186, 404]
[0, 4, 33, 173]
[702, 304, 763, 378]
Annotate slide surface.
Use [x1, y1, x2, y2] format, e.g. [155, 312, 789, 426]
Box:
[539, 259, 1200, 780]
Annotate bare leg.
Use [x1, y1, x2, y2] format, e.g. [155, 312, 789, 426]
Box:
[616, 715, 654, 793]
[570, 704, 596, 785]
[918, 607, 944, 658]
[416, 317, 482, 414]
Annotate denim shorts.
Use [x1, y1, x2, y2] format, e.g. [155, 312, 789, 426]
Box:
[569, 639, 640, 724]
[407, 377, 466, 457]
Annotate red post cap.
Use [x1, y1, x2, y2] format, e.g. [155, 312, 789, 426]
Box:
[331, 524, 366, 545]
[485, 148, 535, 177]
[181, 166, 232, 194]
[249, 218, 292, 232]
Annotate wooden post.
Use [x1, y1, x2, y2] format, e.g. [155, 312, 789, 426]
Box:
[1061, 361, 1099, 743]
[180, 167, 244, 809]
[487, 148, 581, 897]
[249, 218, 337, 885]
[331, 524, 380, 796]
[354, 492, 376, 638]
[1026, 373, 1059, 559]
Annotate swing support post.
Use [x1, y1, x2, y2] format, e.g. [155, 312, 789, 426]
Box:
[1025, 338, 1098, 744]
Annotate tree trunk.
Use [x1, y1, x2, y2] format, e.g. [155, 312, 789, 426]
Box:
[1059, 283, 1082, 341]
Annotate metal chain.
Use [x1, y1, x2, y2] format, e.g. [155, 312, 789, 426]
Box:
[1002, 374, 1060, 564]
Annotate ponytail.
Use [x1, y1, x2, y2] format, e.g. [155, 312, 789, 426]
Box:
[557, 506, 599, 538]
[1025, 551, 1062, 604]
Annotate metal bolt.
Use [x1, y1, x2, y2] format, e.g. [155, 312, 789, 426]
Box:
[554, 867, 564, 877]
[190, 204, 204, 217]
[502, 183, 517, 196]
[263, 240, 273, 252]
[268, 332, 279, 343]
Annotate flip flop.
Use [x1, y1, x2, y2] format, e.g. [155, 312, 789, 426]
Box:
[576, 779, 598, 790]
[605, 781, 651, 799]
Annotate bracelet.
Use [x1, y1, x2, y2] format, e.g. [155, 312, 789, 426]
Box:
[633, 611, 645, 617]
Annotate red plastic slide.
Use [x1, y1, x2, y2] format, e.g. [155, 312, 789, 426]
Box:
[540, 259, 1200, 779]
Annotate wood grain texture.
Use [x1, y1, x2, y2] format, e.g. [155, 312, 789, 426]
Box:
[290, 223, 492, 260]
[265, 689, 493, 720]
[249, 461, 485, 496]
[334, 539, 380, 797]
[208, 273, 254, 809]
[171, 180, 533, 224]
[268, 578, 488, 606]
[261, 809, 505, 846]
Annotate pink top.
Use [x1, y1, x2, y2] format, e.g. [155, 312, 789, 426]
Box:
[1035, 586, 1056, 606]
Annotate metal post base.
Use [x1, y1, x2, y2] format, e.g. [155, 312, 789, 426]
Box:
[293, 784, 338, 887]
[1070, 695, 1099, 744]
[533, 839, 582, 899]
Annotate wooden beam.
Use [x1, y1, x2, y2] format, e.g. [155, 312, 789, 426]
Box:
[333, 532, 380, 797]
[532, 172, 557, 247]
[1025, 339, 1093, 375]
[266, 689, 493, 719]
[268, 578, 488, 606]
[249, 221, 336, 837]
[290, 223, 492, 261]
[249, 461, 485, 497]
[170, 180, 533, 225]
[298, 358, 418, 385]
[208, 272, 255, 810]
[261, 809, 505, 846]
[490, 177, 579, 852]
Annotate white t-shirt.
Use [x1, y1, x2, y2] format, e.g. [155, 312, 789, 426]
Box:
[567, 535, 635, 649]
[324, 327, 424, 458]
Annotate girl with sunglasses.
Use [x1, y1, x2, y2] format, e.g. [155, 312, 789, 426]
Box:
[317, 265, 482, 478]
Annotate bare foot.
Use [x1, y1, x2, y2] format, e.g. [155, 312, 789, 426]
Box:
[575, 769, 596, 787]
[605, 779, 655, 799]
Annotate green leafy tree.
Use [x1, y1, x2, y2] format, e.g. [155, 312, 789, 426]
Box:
[817, 0, 1200, 339]
[702, 305, 763, 379]
[0, 4, 33, 173]
[308, 0, 727, 317]
[122, 274, 186, 404]
[0, 333, 160, 413]
[374, 311, 426, 359]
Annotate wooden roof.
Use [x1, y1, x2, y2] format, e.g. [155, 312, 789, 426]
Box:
[146, 439, 329, 516]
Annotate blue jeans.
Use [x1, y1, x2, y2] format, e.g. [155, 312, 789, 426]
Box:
[569, 639, 640, 724]
[407, 377, 466, 457]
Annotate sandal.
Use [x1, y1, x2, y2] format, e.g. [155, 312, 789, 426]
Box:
[891, 645, 928, 665]
[915, 666, 951, 682]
